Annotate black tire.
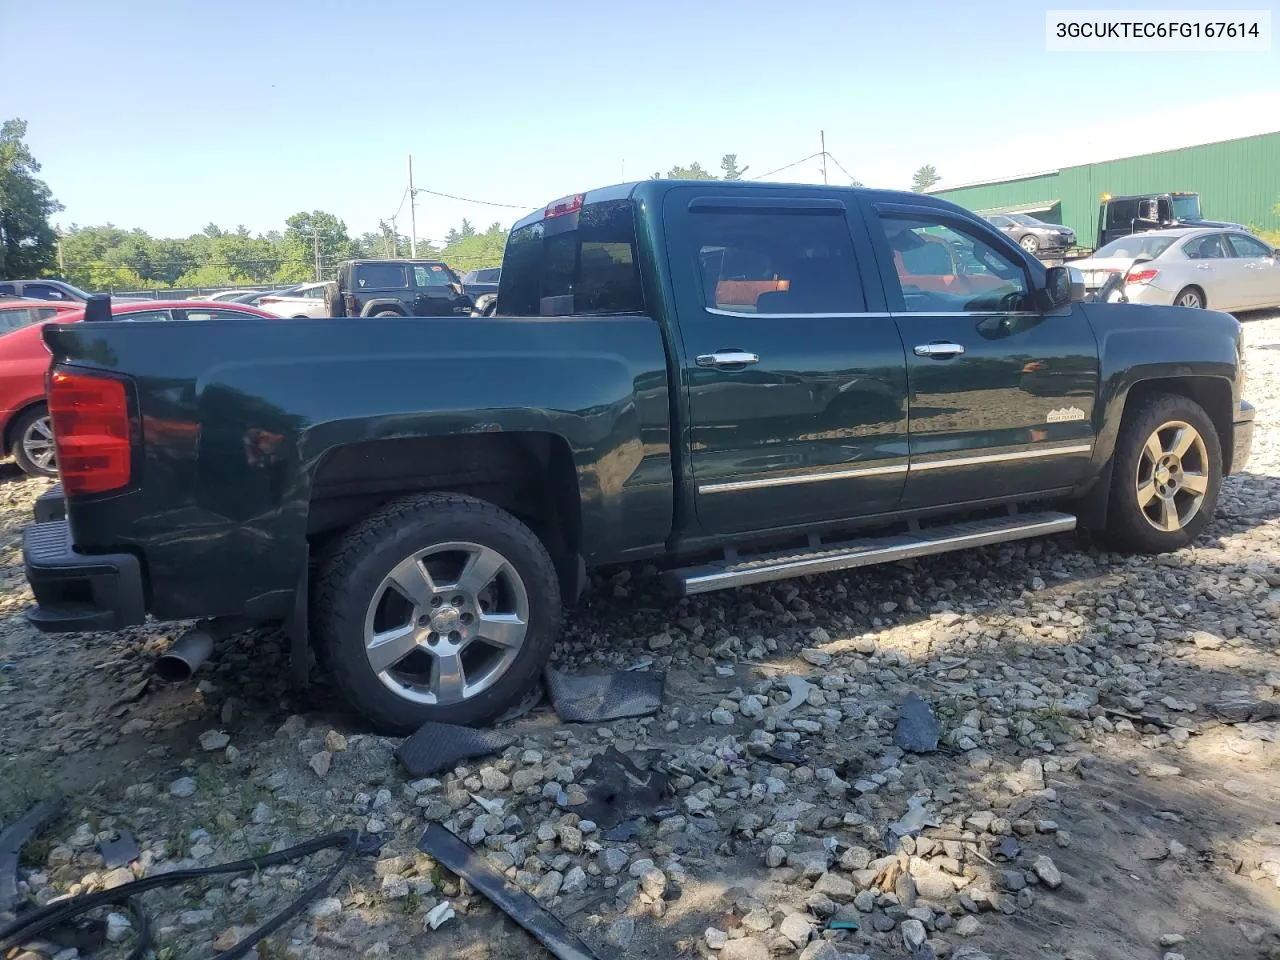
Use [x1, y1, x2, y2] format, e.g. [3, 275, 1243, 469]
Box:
[10, 405, 57, 478]
[313, 493, 561, 733]
[1101, 392, 1222, 554]
[1174, 286, 1205, 309]
[372, 309, 402, 317]
[1020, 234, 1040, 254]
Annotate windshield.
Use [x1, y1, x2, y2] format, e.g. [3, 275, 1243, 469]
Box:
[1094, 235, 1176, 259]
[1006, 214, 1042, 226]
[1171, 194, 1201, 220]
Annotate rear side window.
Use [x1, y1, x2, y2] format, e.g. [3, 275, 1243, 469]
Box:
[0, 307, 35, 331]
[414, 264, 453, 287]
[1183, 234, 1229, 260]
[499, 199, 644, 316]
[0, 284, 15, 296]
[690, 210, 864, 314]
[355, 264, 408, 289]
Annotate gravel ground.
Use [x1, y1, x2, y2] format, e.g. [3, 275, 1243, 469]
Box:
[4, 312, 1280, 960]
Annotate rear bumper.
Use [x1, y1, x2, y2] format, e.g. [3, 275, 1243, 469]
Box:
[1231, 400, 1255, 475]
[23, 521, 146, 633]
[34, 483, 65, 522]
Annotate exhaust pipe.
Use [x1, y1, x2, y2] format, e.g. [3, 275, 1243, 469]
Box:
[155, 617, 251, 682]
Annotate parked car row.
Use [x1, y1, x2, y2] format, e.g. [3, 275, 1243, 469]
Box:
[0, 297, 273, 477]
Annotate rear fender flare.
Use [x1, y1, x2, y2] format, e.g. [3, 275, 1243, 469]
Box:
[359, 300, 406, 317]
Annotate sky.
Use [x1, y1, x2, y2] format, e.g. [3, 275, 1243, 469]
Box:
[4, 0, 1278, 245]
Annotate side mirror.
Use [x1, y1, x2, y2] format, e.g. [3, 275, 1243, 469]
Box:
[1044, 265, 1084, 309]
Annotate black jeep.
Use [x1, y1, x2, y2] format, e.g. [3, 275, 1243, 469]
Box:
[329, 259, 475, 317]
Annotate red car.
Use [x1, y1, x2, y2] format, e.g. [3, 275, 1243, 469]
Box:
[0, 299, 274, 477]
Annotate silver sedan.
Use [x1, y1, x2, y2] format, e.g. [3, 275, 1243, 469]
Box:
[1071, 227, 1280, 311]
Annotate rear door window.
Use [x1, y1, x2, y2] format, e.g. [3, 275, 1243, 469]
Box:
[688, 210, 865, 314]
[499, 199, 645, 316]
[355, 264, 408, 289]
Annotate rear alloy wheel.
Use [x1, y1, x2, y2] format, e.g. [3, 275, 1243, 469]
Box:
[373, 310, 402, 317]
[1020, 234, 1040, 254]
[1102, 393, 1221, 553]
[11, 406, 57, 478]
[364, 541, 529, 708]
[1175, 287, 1204, 309]
[314, 493, 560, 732]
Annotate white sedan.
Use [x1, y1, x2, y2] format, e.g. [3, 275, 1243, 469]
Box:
[257, 281, 331, 318]
[1072, 227, 1280, 311]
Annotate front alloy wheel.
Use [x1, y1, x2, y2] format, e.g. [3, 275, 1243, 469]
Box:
[1135, 420, 1210, 532]
[1020, 235, 1040, 253]
[364, 541, 528, 706]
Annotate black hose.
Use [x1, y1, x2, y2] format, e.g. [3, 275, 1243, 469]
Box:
[0, 829, 364, 960]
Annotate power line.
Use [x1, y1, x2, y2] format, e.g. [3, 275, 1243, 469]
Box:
[824, 152, 862, 185]
[412, 186, 536, 210]
[749, 152, 825, 181]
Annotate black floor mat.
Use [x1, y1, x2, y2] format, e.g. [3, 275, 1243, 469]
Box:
[564, 746, 672, 829]
[395, 721, 515, 778]
[544, 667, 664, 723]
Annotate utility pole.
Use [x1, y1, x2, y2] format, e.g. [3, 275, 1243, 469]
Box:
[312, 226, 321, 281]
[820, 131, 828, 185]
[408, 154, 418, 258]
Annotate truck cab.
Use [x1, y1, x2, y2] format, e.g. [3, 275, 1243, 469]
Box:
[1095, 192, 1243, 249]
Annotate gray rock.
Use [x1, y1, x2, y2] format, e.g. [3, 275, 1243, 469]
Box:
[169, 777, 197, 799]
[779, 912, 813, 946]
[711, 707, 736, 725]
[1032, 855, 1062, 889]
[562, 866, 588, 894]
[720, 938, 770, 960]
[741, 907, 773, 932]
[799, 943, 841, 960]
[1001, 869, 1027, 891]
[599, 848, 629, 875]
[813, 872, 856, 901]
[105, 912, 132, 943]
[895, 693, 940, 753]
[198, 729, 230, 752]
[705, 927, 728, 950]
[640, 868, 668, 899]
[606, 916, 636, 948]
[902, 918, 928, 949]
[534, 870, 564, 900]
[309, 897, 343, 919]
[955, 915, 981, 937]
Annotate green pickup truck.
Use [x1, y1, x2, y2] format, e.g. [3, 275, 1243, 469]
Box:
[24, 180, 1254, 732]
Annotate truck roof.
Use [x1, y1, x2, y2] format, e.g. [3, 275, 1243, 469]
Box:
[514, 180, 976, 232]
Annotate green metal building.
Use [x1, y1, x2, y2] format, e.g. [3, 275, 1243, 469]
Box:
[929, 131, 1280, 248]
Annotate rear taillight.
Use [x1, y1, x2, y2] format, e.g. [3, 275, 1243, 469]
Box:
[48, 369, 132, 495]
[259, 296, 280, 305]
[1126, 268, 1159, 285]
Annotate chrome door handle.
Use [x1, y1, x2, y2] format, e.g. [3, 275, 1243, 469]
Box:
[1196, 263, 1211, 270]
[696, 351, 760, 368]
[914, 342, 965, 359]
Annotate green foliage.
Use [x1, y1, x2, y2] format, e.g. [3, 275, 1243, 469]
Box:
[438, 221, 506, 272]
[0, 118, 63, 279]
[911, 164, 941, 193]
[720, 154, 748, 180]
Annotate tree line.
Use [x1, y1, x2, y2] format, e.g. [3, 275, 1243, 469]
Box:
[3, 116, 952, 289]
[55, 215, 509, 291]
